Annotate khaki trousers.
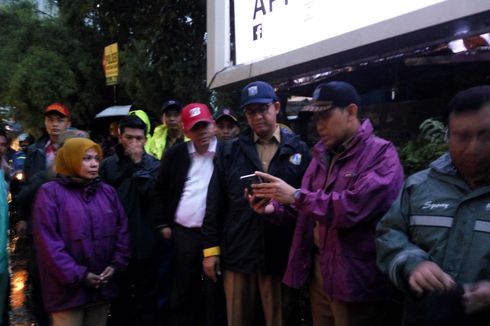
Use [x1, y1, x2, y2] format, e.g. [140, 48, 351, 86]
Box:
[50, 302, 110, 326]
[223, 270, 290, 326]
[309, 255, 399, 326]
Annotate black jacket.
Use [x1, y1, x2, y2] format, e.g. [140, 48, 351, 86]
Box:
[150, 140, 221, 229]
[202, 127, 311, 274]
[16, 135, 51, 223]
[100, 145, 160, 259]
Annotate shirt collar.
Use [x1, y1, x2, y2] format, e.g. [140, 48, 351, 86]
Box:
[188, 136, 217, 156]
[254, 125, 281, 144]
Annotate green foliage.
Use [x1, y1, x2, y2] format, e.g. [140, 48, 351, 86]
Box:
[91, 0, 210, 115]
[1, 0, 211, 133]
[0, 1, 106, 132]
[398, 118, 448, 175]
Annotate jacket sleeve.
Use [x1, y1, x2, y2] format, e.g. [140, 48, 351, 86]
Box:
[32, 186, 88, 286]
[376, 183, 430, 291]
[202, 151, 227, 251]
[263, 140, 312, 226]
[150, 149, 173, 229]
[109, 191, 130, 271]
[294, 144, 404, 230]
[132, 158, 160, 195]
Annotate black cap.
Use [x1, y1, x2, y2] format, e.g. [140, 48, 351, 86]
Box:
[161, 99, 183, 115]
[240, 81, 278, 108]
[215, 107, 238, 123]
[302, 81, 361, 113]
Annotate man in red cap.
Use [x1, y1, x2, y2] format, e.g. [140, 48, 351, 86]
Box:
[151, 103, 224, 326]
[16, 102, 71, 326]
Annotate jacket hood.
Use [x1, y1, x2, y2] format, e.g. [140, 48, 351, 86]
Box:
[429, 152, 458, 176]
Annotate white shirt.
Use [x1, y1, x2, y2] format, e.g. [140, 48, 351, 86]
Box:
[174, 137, 217, 228]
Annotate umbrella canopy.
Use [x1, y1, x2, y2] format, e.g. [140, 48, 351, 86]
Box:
[95, 105, 131, 118]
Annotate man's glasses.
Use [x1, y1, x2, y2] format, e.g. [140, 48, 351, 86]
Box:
[244, 103, 273, 118]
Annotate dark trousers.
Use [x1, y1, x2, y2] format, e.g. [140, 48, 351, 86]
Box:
[109, 258, 159, 326]
[27, 239, 49, 326]
[169, 224, 226, 326]
[156, 239, 173, 325]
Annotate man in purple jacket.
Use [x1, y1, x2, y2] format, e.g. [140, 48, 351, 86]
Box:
[249, 81, 404, 326]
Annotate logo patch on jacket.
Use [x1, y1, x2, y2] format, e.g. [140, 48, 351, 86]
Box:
[486, 203, 490, 211]
[421, 201, 450, 210]
[289, 153, 302, 165]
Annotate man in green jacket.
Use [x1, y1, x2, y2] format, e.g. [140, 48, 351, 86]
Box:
[376, 85, 490, 325]
[146, 100, 188, 159]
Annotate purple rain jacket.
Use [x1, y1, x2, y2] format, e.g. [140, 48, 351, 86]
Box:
[280, 119, 404, 302]
[32, 177, 129, 312]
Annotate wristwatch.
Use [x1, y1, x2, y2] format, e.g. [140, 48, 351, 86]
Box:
[293, 188, 302, 201]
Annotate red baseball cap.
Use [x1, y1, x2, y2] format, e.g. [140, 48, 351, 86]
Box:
[45, 103, 70, 117]
[181, 103, 214, 132]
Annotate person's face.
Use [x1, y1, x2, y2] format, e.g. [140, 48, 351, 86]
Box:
[448, 105, 490, 183]
[186, 122, 215, 153]
[0, 136, 8, 157]
[44, 113, 70, 137]
[119, 127, 146, 150]
[109, 121, 119, 139]
[79, 147, 100, 180]
[244, 102, 279, 138]
[163, 109, 182, 131]
[314, 104, 357, 149]
[216, 117, 239, 141]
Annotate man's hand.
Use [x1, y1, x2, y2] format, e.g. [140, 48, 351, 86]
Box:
[252, 171, 296, 205]
[408, 261, 455, 295]
[125, 143, 144, 164]
[463, 281, 490, 314]
[245, 188, 275, 214]
[85, 272, 103, 288]
[160, 227, 172, 240]
[99, 266, 115, 284]
[203, 256, 221, 283]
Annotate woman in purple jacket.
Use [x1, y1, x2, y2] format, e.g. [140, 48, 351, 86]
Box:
[32, 138, 129, 326]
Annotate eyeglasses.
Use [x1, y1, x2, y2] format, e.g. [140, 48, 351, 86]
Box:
[244, 103, 273, 118]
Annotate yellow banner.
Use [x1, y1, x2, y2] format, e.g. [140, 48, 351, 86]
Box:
[103, 43, 119, 86]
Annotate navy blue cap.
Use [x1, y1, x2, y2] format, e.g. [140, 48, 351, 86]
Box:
[240, 81, 278, 108]
[215, 107, 238, 123]
[302, 81, 361, 113]
[161, 99, 183, 115]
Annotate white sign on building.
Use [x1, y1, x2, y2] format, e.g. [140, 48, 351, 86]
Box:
[234, 0, 445, 65]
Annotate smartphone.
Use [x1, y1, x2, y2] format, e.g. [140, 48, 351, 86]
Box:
[240, 174, 263, 195]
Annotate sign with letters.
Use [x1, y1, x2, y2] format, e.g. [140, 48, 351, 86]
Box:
[103, 43, 119, 86]
[233, 0, 446, 65]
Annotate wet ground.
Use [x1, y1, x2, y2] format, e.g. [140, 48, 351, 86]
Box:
[9, 235, 36, 326]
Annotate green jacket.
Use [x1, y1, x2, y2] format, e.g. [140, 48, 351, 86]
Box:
[145, 124, 188, 160]
[376, 153, 490, 291]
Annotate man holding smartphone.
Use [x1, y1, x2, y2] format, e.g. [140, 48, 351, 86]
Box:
[202, 81, 310, 326]
[249, 81, 404, 326]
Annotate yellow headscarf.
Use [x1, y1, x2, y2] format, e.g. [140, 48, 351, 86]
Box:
[55, 138, 102, 177]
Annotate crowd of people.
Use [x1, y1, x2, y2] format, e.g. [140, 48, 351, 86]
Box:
[0, 80, 488, 326]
